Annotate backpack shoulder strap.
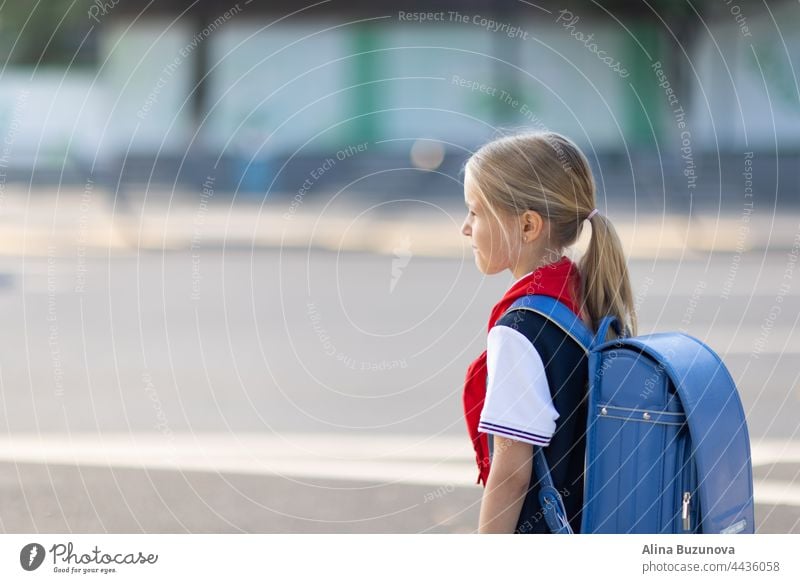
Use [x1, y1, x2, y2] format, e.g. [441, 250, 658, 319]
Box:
[504, 295, 593, 352]
[502, 294, 592, 534]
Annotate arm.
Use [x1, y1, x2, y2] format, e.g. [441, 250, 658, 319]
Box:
[478, 436, 533, 533]
[477, 322, 558, 533]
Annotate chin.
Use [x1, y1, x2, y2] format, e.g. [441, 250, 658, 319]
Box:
[474, 259, 505, 276]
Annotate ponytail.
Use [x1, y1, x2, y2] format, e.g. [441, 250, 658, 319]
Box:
[579, 212, 638, 338]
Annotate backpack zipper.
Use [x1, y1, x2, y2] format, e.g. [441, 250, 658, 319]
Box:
[680, 435, 697, 532]
[682, 491, 692, 531]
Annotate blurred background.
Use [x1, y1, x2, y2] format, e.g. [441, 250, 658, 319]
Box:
[0, 0, 798, 533]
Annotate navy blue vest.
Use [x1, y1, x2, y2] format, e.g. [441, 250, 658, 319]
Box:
[488, 308, 589, 534]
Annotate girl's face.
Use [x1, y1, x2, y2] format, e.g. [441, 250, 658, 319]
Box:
[461, 169, 519, 275]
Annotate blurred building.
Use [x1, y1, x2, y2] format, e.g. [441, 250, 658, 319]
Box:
[0, 0, 797, 206]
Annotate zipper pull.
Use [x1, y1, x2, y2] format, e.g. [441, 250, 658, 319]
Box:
[682, 491, 692, 531]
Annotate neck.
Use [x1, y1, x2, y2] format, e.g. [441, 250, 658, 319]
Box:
[511, 252, 563, 281]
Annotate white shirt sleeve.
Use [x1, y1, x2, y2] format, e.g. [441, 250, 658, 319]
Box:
[478, 324, 560, 447]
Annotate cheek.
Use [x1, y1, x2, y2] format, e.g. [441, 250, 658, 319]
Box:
[472, 219, 488, 246]
[475, 219, 508, 261]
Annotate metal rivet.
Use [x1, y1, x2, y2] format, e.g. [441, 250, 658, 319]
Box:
[601, 407, 608, 416]
[643, 412, 651, 420]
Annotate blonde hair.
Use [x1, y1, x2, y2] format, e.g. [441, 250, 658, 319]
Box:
[465, 131, 638, 337]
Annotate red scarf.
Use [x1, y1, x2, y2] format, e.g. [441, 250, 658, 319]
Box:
[463, 255, 583, 487]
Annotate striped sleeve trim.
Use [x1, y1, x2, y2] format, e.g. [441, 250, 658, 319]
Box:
[478, 420, 552, 446]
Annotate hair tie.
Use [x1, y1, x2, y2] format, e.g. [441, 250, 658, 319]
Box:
[586, 208, 599, 221]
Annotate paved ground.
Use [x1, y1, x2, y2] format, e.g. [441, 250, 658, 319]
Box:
[0, 186, 797, 533]
[0, 434, 797, 533]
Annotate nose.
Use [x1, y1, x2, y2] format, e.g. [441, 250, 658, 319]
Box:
[461, 215, 471, 237]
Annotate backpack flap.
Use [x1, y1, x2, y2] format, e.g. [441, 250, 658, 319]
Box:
[600, 333, 755, 534]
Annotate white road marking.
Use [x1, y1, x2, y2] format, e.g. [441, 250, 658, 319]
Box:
[0, 433, 478, 487]
[753, 480, 800, 507]
[750, 439, 800, 466]
[0, 434, 798, 506]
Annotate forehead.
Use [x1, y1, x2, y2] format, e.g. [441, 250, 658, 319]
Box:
[463, 171, 480, 205]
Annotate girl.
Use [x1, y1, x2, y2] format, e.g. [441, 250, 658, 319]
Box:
[461, 131, 638, 534]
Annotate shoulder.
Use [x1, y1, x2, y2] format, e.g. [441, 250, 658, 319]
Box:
[493, 305, 587, 360]
[486, 322, 543, 366]
[494, 307, 563, 345]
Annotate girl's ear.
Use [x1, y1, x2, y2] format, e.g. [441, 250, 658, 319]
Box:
[520, 210, 544, 242]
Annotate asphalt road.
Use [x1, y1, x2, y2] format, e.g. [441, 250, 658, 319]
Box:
[0, 248, 797, 533]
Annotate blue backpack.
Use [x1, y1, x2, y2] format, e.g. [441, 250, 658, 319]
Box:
[504, 295, 754, 534]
